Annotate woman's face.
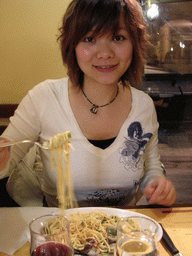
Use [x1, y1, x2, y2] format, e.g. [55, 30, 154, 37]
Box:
[75, 16, 133, 87]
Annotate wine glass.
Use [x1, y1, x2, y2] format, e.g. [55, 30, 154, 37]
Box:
[116, 216, 159, 256]
[29, 214, 73, 256]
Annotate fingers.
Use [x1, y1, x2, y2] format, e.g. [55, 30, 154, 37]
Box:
[159, 185, 177, 206]
[144, 177, 177, 206]
[148, 178, 167, 203]
[143, 183, 156, 199]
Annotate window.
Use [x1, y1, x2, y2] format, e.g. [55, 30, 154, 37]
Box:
[141, 0, 192, 75]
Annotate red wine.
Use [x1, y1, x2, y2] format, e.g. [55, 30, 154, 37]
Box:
[32, 241, 72, 256]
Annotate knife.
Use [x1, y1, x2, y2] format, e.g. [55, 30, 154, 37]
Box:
[159, 223, 183, 256]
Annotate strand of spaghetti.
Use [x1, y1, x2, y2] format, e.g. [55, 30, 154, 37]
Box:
[47, 131, 77, 212]
[64, 133, 77, 209]
[49, 138, 66, 211]
[57, 148, 66, 211]
[64, 136, 74, 209]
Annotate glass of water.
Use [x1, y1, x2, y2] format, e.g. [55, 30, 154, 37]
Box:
[116, 216, 159, 256]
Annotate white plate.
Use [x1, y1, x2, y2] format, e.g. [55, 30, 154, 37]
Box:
[65, 207, 163, 242]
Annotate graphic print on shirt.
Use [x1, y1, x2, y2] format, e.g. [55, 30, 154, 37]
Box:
[86, 189, 129, 206]
[119, 121, 153, 172]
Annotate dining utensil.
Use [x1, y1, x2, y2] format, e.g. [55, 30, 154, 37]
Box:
[0, 140, 50, 149]
[29, 214, 73, 256]
[159, 223, 183, 256]
[116, 216, 159, 256]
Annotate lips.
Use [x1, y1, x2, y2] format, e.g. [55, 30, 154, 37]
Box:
[94, 64, 118, 72]
[96, 65, 115, 69]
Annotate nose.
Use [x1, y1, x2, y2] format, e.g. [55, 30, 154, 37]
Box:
[96, 40, 114, 59]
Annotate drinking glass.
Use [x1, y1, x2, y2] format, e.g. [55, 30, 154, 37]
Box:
[29, 214, 73, 256]
[116, 216, 159, 256]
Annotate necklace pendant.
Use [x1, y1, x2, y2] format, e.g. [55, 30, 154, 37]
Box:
[90, 105, 98, 114]
[82, 86, 119, 114]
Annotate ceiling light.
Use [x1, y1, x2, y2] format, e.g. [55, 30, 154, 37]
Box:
[147, 4, 159, 21]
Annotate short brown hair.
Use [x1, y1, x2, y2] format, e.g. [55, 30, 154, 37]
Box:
[58, 0, 147, 87]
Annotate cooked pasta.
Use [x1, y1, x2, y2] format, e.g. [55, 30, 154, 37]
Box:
[42, 216, 70, 244]
[43, 216, 66, 235]
[44, 131, 77, 211]
[43, 210, 142, 255]
[120, 218, 140, 233]
[43, 211, 120, 253]
[67, 211, 121, 253]
[67, 211, 143, 254]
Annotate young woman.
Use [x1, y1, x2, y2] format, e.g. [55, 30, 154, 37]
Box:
[0, 0, 176, 207]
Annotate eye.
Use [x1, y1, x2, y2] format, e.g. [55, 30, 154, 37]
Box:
[84, 37, 95, 43]
[114, 35, 125, 41]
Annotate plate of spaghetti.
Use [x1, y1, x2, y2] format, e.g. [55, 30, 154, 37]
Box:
[61, 207, 163, 255]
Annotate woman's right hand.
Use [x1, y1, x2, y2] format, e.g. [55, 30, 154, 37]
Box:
[0, 139, 10, 171]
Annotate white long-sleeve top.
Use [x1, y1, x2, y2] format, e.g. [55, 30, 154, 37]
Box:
[1, 78, 164, 207]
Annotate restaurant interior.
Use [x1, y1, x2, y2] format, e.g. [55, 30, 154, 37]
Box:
[0, 0, 192, 255]
[1, 0, 191, 207]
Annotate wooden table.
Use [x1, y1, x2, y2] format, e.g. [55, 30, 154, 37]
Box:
[132, 207, 192, 255]
[1, 206, 192, 256]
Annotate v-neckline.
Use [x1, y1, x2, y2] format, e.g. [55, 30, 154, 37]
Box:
[63, 78, 137, 156]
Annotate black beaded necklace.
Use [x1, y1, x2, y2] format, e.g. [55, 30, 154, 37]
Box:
[82, 86, 119, 114]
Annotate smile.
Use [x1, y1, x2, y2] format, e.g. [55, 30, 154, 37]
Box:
[94, 64, 118, 72]
[96, 65, 115, 69]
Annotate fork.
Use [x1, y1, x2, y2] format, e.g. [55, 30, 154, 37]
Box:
[0, 140, 50, 149]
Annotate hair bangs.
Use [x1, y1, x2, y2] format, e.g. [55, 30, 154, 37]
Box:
[74, 0, 123, 43]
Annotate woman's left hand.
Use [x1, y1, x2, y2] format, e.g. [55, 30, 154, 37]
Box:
[143, 177, 177, 206]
